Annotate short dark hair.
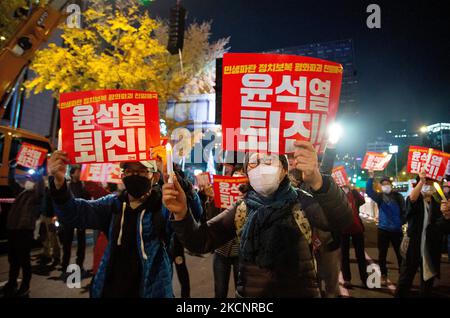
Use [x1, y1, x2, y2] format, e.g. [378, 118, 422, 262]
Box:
[379, 176, 391, 184]
[70, 166, 81, 176]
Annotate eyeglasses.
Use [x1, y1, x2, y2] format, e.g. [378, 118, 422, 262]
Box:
[247, 153, 280, 169]
[123, 169, 150, 177]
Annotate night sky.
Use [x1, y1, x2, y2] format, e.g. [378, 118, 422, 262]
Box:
[148, 0, 450, 154]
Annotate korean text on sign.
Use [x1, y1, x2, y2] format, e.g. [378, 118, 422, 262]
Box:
[213, 175, 248, 209]
[222, 53, 343, 155]
[406, 146, 450, 181]
[59, 90, 160, 164]
[331, 166, 349, 187]
[80, 163, 122, 184]
[361, 152, 392, 171]
[16, 143, 48, 170]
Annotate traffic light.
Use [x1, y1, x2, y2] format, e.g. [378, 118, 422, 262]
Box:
[167, 3, 186, 55]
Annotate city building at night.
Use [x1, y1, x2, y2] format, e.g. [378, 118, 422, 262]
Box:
[420, 122, 450, 153]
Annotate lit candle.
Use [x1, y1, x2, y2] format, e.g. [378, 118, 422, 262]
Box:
[57, 128, 62, 151]
[166, 143, 174, 184]
[433, 182, 447, 202]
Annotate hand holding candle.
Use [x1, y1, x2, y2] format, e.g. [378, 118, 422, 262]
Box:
[57, 128, 62, 151]
[434, 182, 448, 202]
[166, 143, 174, 184]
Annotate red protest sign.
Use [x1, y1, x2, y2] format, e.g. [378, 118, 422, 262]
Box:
[331, 166, 349, 187]
[196, 172, 211, 188]
[213, 175, 248, 209]
[16, 143, 48, 170]
[406, 146, 450, 181]
[59, 90, 160, 164]
[361, 152, 392, 171]
[80, 163, 122, 184]
[221, 53, 343, 155]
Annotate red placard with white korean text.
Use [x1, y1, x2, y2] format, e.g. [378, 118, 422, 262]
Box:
[361, 152, 392, 171]
[221, 53, 343, 155]
[213, 175, 248, 209]
[196, 172, 211, 188]
[331, 166, 349, 187]
[16, 143, 48, 169]
[59, 90, 160, 164]
[80, 163, 122, 184]
[406, 146, 450, 181]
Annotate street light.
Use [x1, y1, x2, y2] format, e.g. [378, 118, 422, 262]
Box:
[420, 126, 428, 133]
[389, 145, 399, 182]
[328, 122, 343, 145]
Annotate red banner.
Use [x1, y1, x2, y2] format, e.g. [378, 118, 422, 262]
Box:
[361, 152, 392, 171]
[331, 166, 349, 187]
[406, 146, 450, 181]
[213, 175, 248, 209]
[59, 90, 160, 164]
[196, 172, 211, 188]
[221, 53, 343, 155]
[16, 142, 48, 170]
[80, 163, 122, 184]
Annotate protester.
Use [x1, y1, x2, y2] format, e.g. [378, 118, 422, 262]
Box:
[198, 165, 244, 298]
[60, 166, 90, 278]
[48, 152, 175, 298]
[443, 181, 450, 261]
[39, 180, 61, 267]
[164, 141, 353, 297]
[163, 166, 203, 298]
[83, 181, 111, 276]
[340, 185, 368, 289]
[366, 170, 405, 285]
[395, 170, 449, 297]
[3, 173, 44, 297]
[289, 144, 343, 297]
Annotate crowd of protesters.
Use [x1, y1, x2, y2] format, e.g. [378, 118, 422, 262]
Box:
[1, 140, 450, 298]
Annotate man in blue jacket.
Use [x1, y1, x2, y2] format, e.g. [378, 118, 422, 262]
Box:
[48, 150, 179, 298]
[366, 170, 405, 285]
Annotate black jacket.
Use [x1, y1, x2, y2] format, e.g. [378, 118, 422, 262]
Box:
[405, 194, 447, 276]
[7, 179, 44, 230]
[171, 176, 352, 298]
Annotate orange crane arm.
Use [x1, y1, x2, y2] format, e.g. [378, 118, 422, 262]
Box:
[0, 0, 68, 119]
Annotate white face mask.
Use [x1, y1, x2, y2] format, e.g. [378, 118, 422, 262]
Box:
[24, 181, 35, 190]
[421, 185, 435, 195]
[381, 185, 392, 194]
[248, 164, 282, 197]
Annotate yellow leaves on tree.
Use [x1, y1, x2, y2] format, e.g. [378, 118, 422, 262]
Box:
[25, 3, 229, 120]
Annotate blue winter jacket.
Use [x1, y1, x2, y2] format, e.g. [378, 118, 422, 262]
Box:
[49, 177, 173, 298]
[366, 178, 406, 232]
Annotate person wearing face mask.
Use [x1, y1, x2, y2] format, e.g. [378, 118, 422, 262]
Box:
[47, 150, 174, 298]
[366, 170, 406, 285]
[395, 169, 448, 298]
[164, 140, 353, 297]
[3, 173, 45, 297]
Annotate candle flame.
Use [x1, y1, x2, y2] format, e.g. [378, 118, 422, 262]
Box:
[434, 182, 447, 201]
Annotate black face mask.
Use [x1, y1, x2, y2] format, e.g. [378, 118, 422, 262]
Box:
[123, 175, 152, 198]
